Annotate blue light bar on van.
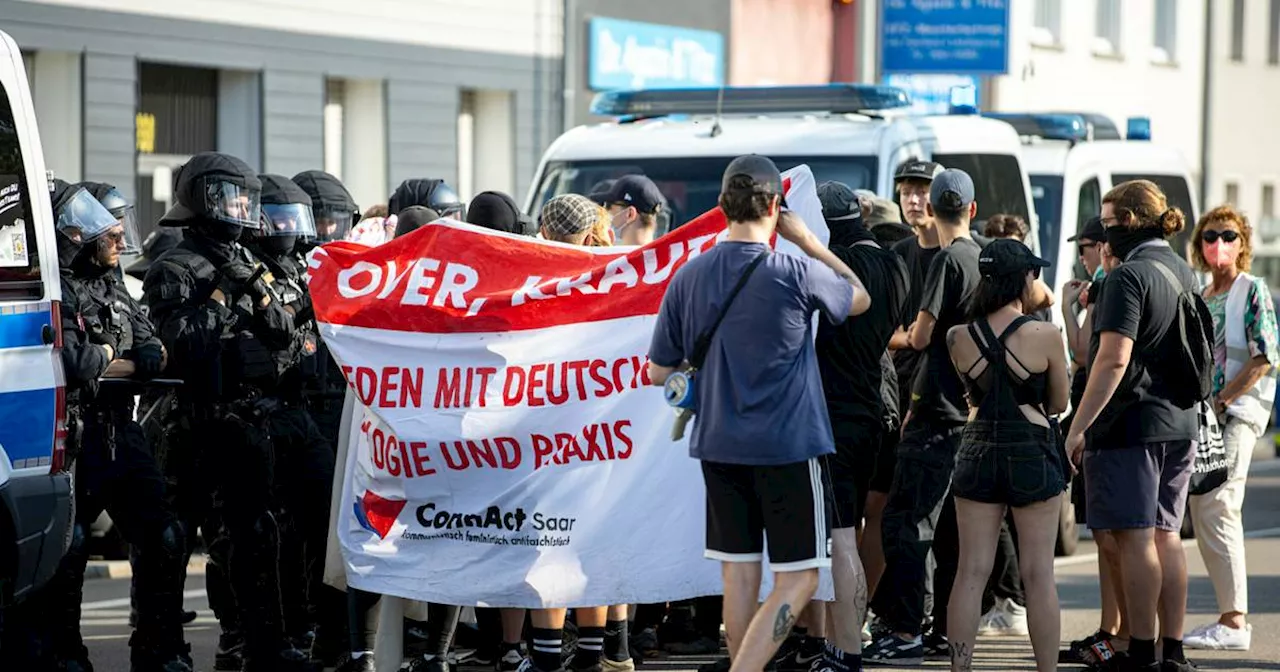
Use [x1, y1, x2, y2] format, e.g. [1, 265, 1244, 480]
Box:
[589, 84, 912, 118]
[948, 85, 979, 115]
[1127, 117, 1152, 140]
[984, 113, 1088, 141]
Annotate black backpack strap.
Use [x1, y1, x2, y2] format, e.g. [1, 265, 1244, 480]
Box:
[1147, 259, 1186, 294]
[688, 250, 770, 369]
[996, 315, 1035, 344]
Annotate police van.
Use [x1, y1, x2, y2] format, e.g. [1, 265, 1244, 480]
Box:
[0, 29, 74, 610]
[986, 113, 1199, 300]
[524, 84, 1038, 254]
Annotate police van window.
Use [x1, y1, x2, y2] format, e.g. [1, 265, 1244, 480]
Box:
[1074, 178, 1102, 280]
[932, 153, 1032, 233]
[1113, 173, 1196, 258]
[0, 80, 42, 300]
[1031, 175, 1064, 287]
[534, 156, 878, 230]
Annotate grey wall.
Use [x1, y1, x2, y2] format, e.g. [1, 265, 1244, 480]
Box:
[217, 70, 262, 171]
[0, 0, 562, 203]
[567, 0, 732, 127]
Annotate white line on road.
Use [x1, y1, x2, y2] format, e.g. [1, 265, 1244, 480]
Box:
[1055, 525, 1280, 568]
[81, 589, 208, 611]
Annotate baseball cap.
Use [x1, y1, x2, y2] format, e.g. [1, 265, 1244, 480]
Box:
[393, 206, 440, 239]
[1068, 215, 1106, 243]
[930, 169, 976, 215]
[979, 238, 1051, 277]
[817, 181, 862, 223]
[865, 196, 904, 226]
[894, 160, 944, 183]
[540, 194, 601, 237]
[603, 175, 665, 214]
[586, 179, 616, 206]
[722, 155, 786, 206]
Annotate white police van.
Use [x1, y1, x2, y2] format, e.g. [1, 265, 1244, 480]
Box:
[524, 84, 1039, 254]
[0, 29, 74, 610]
[986, 113, 1199, 301]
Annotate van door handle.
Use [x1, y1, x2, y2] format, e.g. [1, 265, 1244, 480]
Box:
[42, 324, 55, 345]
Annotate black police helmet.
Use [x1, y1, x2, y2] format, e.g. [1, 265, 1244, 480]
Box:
[389, 178, 466, 221]
[159, 152, 262, 228]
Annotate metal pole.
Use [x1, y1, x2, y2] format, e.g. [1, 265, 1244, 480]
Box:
[1198, 0, 1214, 207]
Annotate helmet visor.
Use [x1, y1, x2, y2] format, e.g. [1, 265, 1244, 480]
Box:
[57, 188, 120, 244]
[99, 188, 142, 254]
[202, 177, 262, 227]
[262, 203, 318, 238]
[314, 209, 354, 242]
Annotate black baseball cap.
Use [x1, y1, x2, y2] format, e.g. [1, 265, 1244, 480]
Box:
[586, 179, 616, 206]
[816, 181, 863, 223]
[603, 175, 664, 214]
[930, 168, 976, 216]
[722, 155, 787, 206]
[979, 238, 1051, 277]
[1069, 215, 1106, 243]
[894, 160, 945, 183]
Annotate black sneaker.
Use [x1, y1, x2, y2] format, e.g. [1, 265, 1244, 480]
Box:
[517, 658, 567, 672]
[1160, 660, 1198, 672]
[407, 656, 453, 672]
[497, 645, 526, 672]
[922, 632, 949, 660]
[664, 636, 720, 656]
[863, 634, 924, 666]
[768, 634, 804, 668]
[335, 653, 376, 672]
[214, 631, 244, 671]
[776, 641, 824, 672]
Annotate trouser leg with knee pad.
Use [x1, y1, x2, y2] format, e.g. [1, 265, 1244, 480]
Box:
[130, 519, 189, 655]
[227, 510, 289, 659]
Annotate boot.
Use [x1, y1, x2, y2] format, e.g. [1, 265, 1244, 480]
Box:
[129, 631, 194, 672]
[241, 645, 324, 672]
[215, 630, 246, 671]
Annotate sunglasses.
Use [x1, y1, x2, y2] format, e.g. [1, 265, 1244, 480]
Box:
[1077, 242, 1098, 255]
[1201, 230, 1240, 244]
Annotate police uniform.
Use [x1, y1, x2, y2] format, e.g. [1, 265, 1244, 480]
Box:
[40, 180, 191, 672]
[141, 153, 316, 672]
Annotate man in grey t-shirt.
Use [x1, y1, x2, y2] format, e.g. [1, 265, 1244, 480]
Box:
[648, 155, 870, 672]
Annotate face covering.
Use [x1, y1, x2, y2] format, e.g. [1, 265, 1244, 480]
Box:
[1092, 265, 1106, 282]
[1201, 241, 1238, 269]
[200, 220, 243, 244]
[1103, 225, 1161, 260]
[827, 219, 875, 249]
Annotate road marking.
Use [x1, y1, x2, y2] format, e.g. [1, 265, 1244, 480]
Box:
[1056, 526, 1280, 568]
[81, 589, 208, 611]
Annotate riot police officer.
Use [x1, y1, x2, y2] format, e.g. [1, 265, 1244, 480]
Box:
[388, 177, 466, 219]
[44, 179, 192, 672]
[141, 152, 315, 672]
[243, 174, 339, 658]
[292, 170, 360, 246]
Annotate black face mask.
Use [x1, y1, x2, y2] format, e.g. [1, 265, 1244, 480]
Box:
[827, 218, 875, 249]
[257, 235, 297, 257]
[1104, 224, 1162, 260]
[198, 220, 243, 244]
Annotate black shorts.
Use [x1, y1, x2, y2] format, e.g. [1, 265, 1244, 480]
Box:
[826, 422, 889, 528]
[1084, 441, 1194, 532]
[701, 458, 832, 572]
[953, 421, 1067, 508]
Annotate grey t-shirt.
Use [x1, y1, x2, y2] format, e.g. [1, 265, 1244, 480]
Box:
[649, 241, 854, 466]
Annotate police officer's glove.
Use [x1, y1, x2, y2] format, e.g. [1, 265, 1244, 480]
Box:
[217, 261, 258, 301]
[129, 342, 164, 379]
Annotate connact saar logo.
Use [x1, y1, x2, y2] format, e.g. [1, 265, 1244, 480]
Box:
[353, 490, 407, 539]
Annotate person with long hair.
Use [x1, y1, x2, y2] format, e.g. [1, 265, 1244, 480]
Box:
[1183, 206, 1277, 651]
[944, 239, 1068, 672]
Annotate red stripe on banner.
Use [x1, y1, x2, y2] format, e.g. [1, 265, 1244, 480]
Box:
[310, 178, 791, 335]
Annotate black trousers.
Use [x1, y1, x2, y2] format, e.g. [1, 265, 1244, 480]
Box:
[46, 413, 186, 660]
[870, 427, 960, 637]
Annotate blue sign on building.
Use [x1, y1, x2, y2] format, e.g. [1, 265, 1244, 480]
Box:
[881, 0, 1010, 75]
[587, 17, 725, 91]
[885, 74, 981, 115]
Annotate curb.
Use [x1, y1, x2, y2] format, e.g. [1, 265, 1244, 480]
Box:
[84, 554, 208, 581]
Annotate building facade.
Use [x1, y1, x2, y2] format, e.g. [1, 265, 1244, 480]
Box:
[8, 0, 564, 241]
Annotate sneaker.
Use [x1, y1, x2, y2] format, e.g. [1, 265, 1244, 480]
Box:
[601, 659, 636, 672]
[775, 644, 823, 672]
[407, 656, 452, 672]
[768, 634, 803, 668]
[497, 646, 527, 672]
[1184, 623, 1251, 651]
[517, 658, 566, 672]
[863, 634, 924, 666]
[1060, 631, 1112, 665]
[335, 653, 376, 672]
[630, 627, 660, 657]
[213, 631, 244, 671]
[664, 636, 720, 656]
[860, 622, 872, 644]
[1160, 660, 1199, 672]
[977, 598, 1029, 637]
[922, 632, 949, 659]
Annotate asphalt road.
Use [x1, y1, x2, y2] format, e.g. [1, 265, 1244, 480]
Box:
[75, 458, 1280, 672]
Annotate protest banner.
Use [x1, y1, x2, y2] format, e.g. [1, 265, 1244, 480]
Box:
[310, 166, 832, 608]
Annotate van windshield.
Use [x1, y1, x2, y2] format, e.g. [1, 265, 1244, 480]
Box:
[0, 81, 42, 300]
[532, 156, 878, 232]
[932, 153, 1033, 236]
[1113, 173, 1196, 258]
[1030, 175, 1064, 286]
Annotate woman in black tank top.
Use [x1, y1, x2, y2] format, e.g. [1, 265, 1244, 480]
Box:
[944, 240, 1070, 672]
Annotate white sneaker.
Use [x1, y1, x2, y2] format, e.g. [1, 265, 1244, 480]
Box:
[1184, 622, 1251, 651]
[976, 597, 1029, 636]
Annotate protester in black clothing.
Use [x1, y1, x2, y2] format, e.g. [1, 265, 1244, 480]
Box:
[945, 239, 1068, 672]
[467, 191, 536, 236]
[389, 178, 466, 219]
[867, 169, 982, 665]
[807, 181, 909, 672]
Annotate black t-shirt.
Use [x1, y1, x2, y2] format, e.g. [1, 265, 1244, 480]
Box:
[1089, 242, 1198, 446]
[910, 236, 982, 429]
[891, 237, 941, 411]
[817, 242, 909, 436]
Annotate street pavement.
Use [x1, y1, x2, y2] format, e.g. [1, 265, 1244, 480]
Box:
[78, 458, 1280, 672]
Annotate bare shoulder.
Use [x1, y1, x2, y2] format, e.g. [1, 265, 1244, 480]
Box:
[946, 324, 969, 350]
[1023, 320, 1065, 347]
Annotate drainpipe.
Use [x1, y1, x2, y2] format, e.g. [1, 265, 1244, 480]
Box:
[1199, 0, 1214, 209]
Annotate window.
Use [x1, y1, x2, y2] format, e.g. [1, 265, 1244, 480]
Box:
[1270, 0, 1280, 64]
[933, 153, 1033, 226]
[1233, 0, 1247, 61]
[1074, 178, 1102, 280]
[1095, 0, 1122, 55]
[1031, 175, 1065, 286]
[1154, 0, 1178, 62]
[1226, 181, 1240, 206]
[324, 79, 345, 181]
[1115, 173, 1197, 257]
[534, 156, 878, 233]
[1033, 0, 1062, 45]
[1265, 184, 1276, 219]
[0, 81, 43, 298]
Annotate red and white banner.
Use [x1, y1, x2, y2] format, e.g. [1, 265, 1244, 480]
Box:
[311, 166, 830, 607]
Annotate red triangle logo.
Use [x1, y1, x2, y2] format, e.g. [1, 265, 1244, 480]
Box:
[361, 490, 407, 539]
